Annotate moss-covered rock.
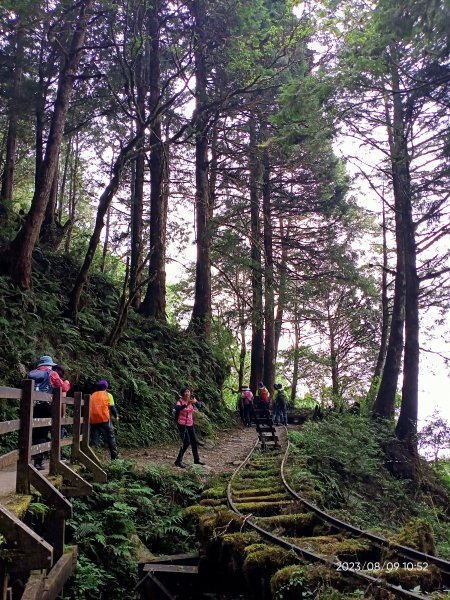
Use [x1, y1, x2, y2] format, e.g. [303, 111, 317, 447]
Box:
[243, 544, 297, 597]
[379, 565, 441, 593]
[232, 486, 285, 498]
[235, 500, 293, 516]
[200, 486, 227, 500]
[199, 498, 226, 507]
[257, 512, 321, 537]
[290, 535, 372, 561]
[388, 517, 436, 555]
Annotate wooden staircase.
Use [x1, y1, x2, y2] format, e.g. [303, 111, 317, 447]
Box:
[253, 408, 280, 449]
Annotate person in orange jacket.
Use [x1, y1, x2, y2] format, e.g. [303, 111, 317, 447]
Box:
[89, 380, 119, 459]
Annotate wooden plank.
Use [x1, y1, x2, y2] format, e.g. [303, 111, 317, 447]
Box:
[145, 553, 198, 564]
[21, 547, 77, 600]
[62, 398, 74, 406]
[31, 391, 52, 403]
[0, 387, 21, 400]
[0, 450, 19, 469]
[21, 572, 45, 600]
[49, 389, 62, 476]
[30, 441, 51, 456]
[41, 547, 77, 600]
[32, 418, 52, 427]
[143, 565, 198, 574]
[0, 420, 20, 435]
[0, 504, 53, 570]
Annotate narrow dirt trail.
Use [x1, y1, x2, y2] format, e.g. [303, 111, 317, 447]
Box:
[119, 425, 262, 476]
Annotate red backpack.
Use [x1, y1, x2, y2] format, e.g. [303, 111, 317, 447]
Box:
[259, 387, 269, 403]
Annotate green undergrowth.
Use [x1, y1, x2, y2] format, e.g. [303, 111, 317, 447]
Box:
[0, 252, 233, 447]
[63, 459, 203, 600]
[287, 415, 450, 559]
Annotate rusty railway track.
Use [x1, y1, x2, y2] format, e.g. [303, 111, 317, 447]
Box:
[226, 423, 450, 599]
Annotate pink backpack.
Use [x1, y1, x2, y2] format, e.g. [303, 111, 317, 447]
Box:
[243, 390, 253, 405]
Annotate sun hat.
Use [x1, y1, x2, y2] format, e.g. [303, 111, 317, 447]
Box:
[38, 355, 56, 367]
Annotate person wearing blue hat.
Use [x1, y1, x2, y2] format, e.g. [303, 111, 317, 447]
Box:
[28, 355, 71, 470]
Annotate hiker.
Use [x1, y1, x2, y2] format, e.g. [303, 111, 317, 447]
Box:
[255, 381, 270, 410]
[89, 380, 119, 460]
[273, 383, 288, 426]
[28, 355, 71, 470]
[241, 386, 254, 427]
[174, 386, 205, 468]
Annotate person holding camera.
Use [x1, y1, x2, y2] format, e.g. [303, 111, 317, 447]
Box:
[174, 386, 205, 468]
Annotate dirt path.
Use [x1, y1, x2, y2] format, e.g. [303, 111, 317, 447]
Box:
[120, 425, 262, 476]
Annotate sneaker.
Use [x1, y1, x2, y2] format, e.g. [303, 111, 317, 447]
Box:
[194, 460, 205, 465]
[174, 461, 186, 468]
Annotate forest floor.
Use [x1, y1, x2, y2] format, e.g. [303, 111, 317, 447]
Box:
[117, 424, 287, 477]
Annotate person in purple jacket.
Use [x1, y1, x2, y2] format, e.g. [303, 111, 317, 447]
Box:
[174, 386, 205, 468]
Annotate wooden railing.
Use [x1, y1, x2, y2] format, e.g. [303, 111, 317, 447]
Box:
[0, 380, 107, 600]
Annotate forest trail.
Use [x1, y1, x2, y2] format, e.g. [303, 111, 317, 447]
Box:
[0, 425, 288, 498]
[119, 424, 288, 475]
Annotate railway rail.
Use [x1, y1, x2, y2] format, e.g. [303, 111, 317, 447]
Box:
[226, 414, 450, 599]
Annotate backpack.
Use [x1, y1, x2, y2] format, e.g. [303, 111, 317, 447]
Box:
[28, 369, 52, 394]
[243, 390, 253, 405]
[172, 400, 181, 423]
[259, 387, 269, 403]
[276, 390, 287, 407]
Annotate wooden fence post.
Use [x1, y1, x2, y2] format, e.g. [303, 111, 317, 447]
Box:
[16, 380, 34, 494]
[49, 387, 62, 476]
[80, 394, 91, 453]
[71, 392, 83, 460]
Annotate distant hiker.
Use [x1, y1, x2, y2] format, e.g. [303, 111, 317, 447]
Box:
[89, 380, 119, 460]
[255, 381, 270, 410]
[241, 386, 254, 427]
[174, 386, 205, 468]
[28, 355, 71, 470]
[273, 383, 288, 426]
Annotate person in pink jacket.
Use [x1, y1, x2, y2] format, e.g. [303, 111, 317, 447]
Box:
[28, 355, 70, 470]
[174, 386, 205, 468]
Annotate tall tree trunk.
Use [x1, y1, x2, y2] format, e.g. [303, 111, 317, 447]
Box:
[249, 119, 264, 393]
[100, 207, 111, 274]
[327, 304, 339, 399]
[390, 57, 419, 449]
[0, 0, 94, 289]
[262, 146, 275, 395]
[58, 137, 71, 223]
[0, 21, 25, 209]
[189, 0, 211, 336]
[291, 315, 300, 404]
[141, 1, 167, 320]
[372, 85, 407, 419]
[64, 133, 80, 253]
[129, 20, 146, 309]
[238, 276, 247, 391]
[368, 194, 390, 400]
[274, 218, 289, 360]
[66, 137, 139, 319]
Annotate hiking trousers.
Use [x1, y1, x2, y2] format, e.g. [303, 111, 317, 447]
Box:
[90, 421, 118, 459]
[176, 424, 200, 464]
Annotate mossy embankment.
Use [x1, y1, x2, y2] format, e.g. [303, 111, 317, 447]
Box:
[0, 252, 232, 447]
